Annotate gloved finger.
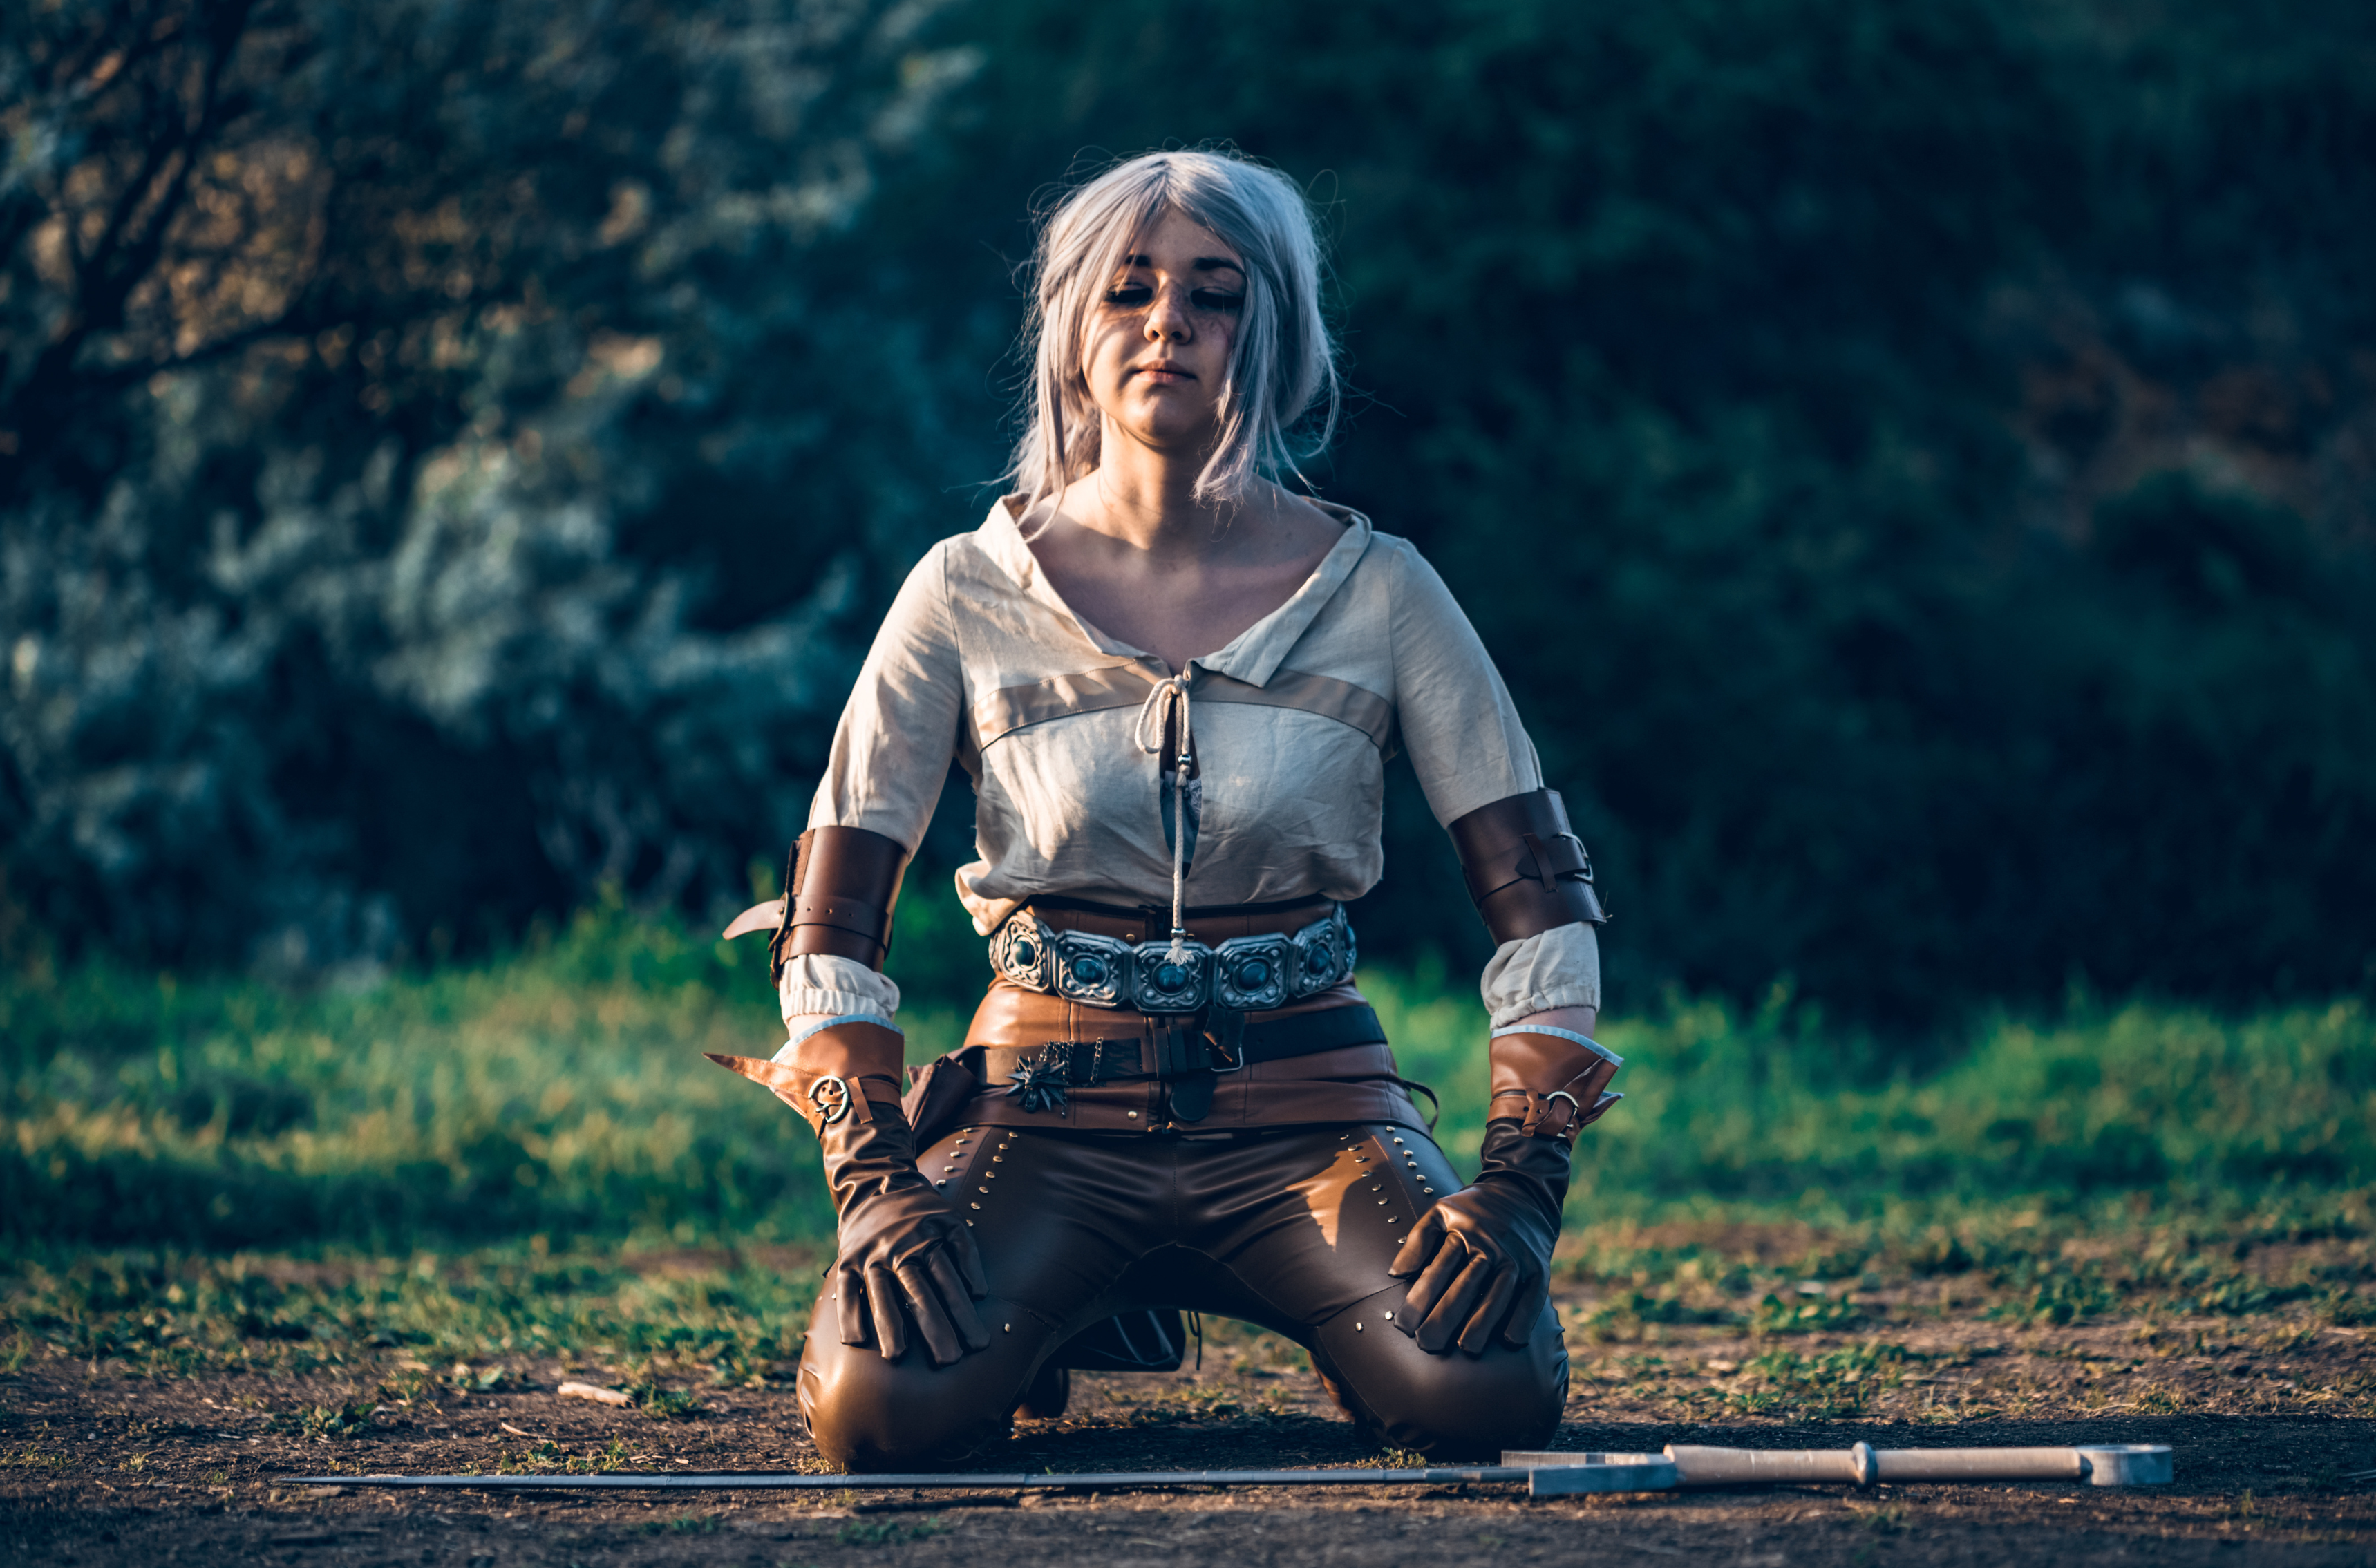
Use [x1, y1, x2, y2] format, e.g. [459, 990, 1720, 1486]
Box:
[924, 1247, 994, 1351]
[1500, 1263, 1551, 1350]
[894, 1256, 965, 1368]
[947, 1223, 990, 1298]
[1388, 1207, 1448, 1278]
[834, 1265, 870, 1347]
[1416, 1247, 1497, 1355]
[864, 1260, 908, 1361]
[1404, 1228, 1473, 1323]
[1458, 1263, 1520, 1356]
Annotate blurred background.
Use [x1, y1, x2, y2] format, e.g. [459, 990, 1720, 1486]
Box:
[4, 0, 2373, 1254]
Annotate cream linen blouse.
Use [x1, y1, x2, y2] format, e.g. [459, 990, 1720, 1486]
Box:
[777, 497, 1600, 1035]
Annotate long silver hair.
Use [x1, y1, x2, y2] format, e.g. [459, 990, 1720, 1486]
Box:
[1005, 149, 1340, 509]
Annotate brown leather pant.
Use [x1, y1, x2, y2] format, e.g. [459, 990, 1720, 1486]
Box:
[798, 1122, 1569, 1470]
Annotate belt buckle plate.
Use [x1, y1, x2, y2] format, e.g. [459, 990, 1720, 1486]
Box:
[1052, 929, 1130, 1007]
[1289, 906, 1355, 996]
[1212, 932, 1292, 1011]
[992, 914, 1057, 992]
[1129, 939, 1210, 1013]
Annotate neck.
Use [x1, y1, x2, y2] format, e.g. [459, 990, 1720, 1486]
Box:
[1077, 417, 1238, 557]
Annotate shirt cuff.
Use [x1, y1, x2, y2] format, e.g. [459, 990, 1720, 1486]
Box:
[772, 1012, 903, 1064]
[777, 954, 903, 1031]
[1480, 921, 1601, 1028]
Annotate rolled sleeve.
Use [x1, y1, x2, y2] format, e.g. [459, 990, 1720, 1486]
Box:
[777, 955, 903, 1031]
[1479, 921, 1602, 1026]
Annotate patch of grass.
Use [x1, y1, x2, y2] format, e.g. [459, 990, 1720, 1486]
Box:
[641, 1515, 724, 1536]
[291, 1398, 375, 1439]
[498, 1437, 634, 1475]
[2, 1449, 71, 1469]
[1986, 1263, 2119, 1327]
[0, 901, 827, 1253]
[1581, 1289, 1744, 1342]
[836, 1518, 943, 1545]
[1724, 1341, 1914, 1418]
[0, 1245, 817, 1379]
[1753, 1289, 1867, 1336]
[626, 1381, 706, 1420]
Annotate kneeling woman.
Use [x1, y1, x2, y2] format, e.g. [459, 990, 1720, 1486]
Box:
[715, 149, 1620, 1469]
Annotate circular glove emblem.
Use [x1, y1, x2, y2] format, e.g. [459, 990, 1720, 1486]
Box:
[808, 1074, 853, 1126]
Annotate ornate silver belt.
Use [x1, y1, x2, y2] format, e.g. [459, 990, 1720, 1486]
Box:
[990, 905, 1357, 1013]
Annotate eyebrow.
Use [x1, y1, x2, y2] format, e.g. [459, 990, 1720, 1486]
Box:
[1122, 253, 1246, 276]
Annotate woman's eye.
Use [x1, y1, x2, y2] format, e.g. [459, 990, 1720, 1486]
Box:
[1104, 284, 1153, 306]
[1191, 290, 1244, 312]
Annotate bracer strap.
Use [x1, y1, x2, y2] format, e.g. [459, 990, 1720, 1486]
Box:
[1446, 788, 1609, 945]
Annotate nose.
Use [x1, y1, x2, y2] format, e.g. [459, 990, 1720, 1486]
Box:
[1144, 281, 1193, 343]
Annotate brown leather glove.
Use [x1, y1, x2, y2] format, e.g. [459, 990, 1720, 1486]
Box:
[707, 1024, 992, 1367]
[1388, 1029, 1621, 1355]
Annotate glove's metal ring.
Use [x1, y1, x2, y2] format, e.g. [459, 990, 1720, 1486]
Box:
[809, 1074, 854, 1126]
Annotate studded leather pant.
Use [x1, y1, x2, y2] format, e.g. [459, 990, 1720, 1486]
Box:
[797, 1122, 1569, 1470]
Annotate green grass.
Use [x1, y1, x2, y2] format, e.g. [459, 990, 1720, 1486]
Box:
[3, 897, 2373, 1256]
[1, 1242, 817, 1382]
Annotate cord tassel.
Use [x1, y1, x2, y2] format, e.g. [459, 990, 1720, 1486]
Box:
[1134, 674, 1196, 963]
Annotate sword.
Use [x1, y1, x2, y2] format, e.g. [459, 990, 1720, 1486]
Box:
[279, 1442, 2169, 1497]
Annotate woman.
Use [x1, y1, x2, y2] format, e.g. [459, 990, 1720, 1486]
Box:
[714, 149, 1619, 1470]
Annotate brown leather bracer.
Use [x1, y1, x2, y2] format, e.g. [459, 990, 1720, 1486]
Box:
[1487, 1030, 1623, 1145]
[1444, 788, 1608, 945]
[720, 826, 910, 978]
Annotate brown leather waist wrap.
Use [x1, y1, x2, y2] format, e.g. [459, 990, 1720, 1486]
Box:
[1445, 788, 1610, 945]
[1487, 1031, 1623, 1144]
[947, 982, 1426, 1135]
[708, 1021, 906, 1137]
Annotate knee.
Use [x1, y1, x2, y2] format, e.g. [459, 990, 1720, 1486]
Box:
[1317, 1300, 1568, 1461]
[798, 1324, 1027, 1472]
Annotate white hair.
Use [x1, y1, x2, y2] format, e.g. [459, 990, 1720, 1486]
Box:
[1005, 149, 1340, 509]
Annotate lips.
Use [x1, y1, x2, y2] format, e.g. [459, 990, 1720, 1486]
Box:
[1134, 363, 1194, 382]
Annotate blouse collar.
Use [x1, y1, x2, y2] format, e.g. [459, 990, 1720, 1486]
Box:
[975, 495, 1374, 687]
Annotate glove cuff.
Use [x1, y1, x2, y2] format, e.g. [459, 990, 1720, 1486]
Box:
[1487, 1027, 1623, 1144]
[708, 1021, 905, 1137]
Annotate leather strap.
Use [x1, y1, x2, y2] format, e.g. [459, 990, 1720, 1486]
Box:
[970, 1003, 1386, 1089]
[1446, 788, 1609, 945]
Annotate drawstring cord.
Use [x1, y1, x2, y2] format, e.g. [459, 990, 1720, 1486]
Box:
[1134, 674, 1195, 964]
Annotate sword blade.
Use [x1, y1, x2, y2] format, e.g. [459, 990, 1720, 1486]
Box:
[279, 1466, 1538, 1491]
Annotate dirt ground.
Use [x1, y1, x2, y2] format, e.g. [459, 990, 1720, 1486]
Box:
[8, 1270, 2376, 1568]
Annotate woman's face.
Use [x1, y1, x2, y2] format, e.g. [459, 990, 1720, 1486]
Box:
[1080, 207, 1247, 459]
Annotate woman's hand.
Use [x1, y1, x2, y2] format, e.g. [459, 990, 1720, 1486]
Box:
[1387, 1008, 1608, 1355]
[1387, 1127, 1566, 1354]
[714, 1024, 994, 1367]
[829, 1175, 993, 1366]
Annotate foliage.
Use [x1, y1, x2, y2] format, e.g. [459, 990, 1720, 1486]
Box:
[3, 0, 2375, 1030]
[0, 0, 982, 967]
